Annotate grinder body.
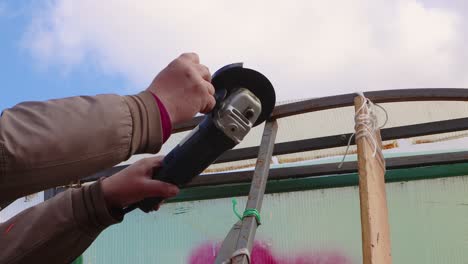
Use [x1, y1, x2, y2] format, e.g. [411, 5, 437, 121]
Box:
[127, 64, 276, 213]
[137, 117, 236, 212]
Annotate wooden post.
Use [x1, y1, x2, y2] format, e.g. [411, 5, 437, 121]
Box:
[354, 96, 392, 264]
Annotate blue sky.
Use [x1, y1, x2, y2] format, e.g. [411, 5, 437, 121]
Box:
[1, 0, 467, 111]
[0, 1, 129, 110]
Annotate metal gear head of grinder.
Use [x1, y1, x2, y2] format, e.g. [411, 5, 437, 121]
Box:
[125, 63, 276, 214]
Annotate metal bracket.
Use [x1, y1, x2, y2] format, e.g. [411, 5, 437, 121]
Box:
[214, 88, 262, 144]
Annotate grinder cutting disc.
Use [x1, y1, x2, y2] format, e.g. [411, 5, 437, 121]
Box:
[211, 63, 276, 126]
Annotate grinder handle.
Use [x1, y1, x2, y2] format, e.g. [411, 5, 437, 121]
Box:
[126, 117, 236, 213]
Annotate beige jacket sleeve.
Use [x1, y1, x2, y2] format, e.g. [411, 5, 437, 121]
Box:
[0, 91, 164, 263]
[1, 181, 120, 264]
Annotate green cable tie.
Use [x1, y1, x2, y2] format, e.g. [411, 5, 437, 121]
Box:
[232, 198, 242, 221]
[231, 198, 262, 225]
[243, 208, 261, 225]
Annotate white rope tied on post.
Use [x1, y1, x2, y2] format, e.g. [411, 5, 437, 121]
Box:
[338, 92, 388, 169]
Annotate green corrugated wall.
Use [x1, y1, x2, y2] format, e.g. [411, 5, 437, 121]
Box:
[83, 164, 468, 263]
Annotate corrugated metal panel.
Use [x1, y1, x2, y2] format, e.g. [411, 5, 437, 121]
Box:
[121, 101, 468, 171]
[84, 175, 468, 263]
[275, 101, 468, 143]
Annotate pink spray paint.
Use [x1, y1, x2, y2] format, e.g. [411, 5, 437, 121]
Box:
[189, 241, 351, 264]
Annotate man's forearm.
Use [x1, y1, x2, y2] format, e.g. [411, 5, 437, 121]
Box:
[0, 91, 163, 203]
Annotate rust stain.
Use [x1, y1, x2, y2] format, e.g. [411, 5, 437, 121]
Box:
[413, 133, 468, 145]
[382, 141, 398, 150]
[203, 163, 256, 173]
[414, 139, 434, 144]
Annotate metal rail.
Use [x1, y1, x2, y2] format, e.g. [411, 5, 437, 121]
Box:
[214, 117, 468, 164]
[174, 88, 468, 132]
[51, 151, 468, 199]
[81, 117, 468, 183]
[187, 150, 468, 187]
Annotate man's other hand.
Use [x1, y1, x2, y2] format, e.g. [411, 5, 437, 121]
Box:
[101, 156, 179, 210]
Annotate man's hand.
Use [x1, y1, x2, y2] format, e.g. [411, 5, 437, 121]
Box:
[101, 156, 179, 210]
[148, 52, 216, 126]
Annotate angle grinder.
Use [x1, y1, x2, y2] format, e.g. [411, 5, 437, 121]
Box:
[124, 63, 276, 214]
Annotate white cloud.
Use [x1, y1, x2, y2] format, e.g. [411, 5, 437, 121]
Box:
[23, 0, 468, 101]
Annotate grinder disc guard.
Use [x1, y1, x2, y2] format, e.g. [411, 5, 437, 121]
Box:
[212, 63, 276, 126]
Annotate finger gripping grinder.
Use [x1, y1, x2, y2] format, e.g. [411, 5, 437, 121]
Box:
[125, 63, 276, 214]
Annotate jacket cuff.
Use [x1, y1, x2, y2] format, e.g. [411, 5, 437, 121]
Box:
[123, 91, 163, 155]
[72, 180, 123, 235]
[149, 92, 172, 143]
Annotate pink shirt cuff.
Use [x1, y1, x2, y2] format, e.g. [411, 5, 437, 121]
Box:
[150, 92, 172, 143]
